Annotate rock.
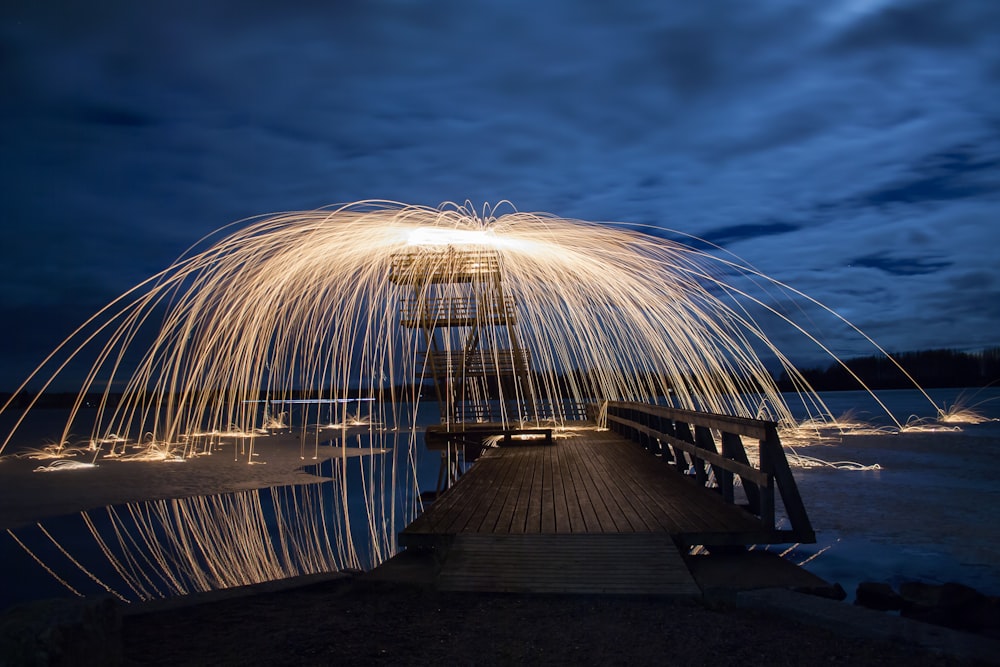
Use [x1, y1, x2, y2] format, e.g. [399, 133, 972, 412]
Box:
[899, 581, 1000, 637]
[970, 595, 1000, 640]
[796, 582, 847, 601]
[855, 581, 902, 611]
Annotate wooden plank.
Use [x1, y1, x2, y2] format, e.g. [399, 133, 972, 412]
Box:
[598, 430, 759, 535]
[438, 444, 517, 534]
[595, 433, 732, 534]
[403, 457, 470, 534]
[604, 401, 775, 439]
[583, 437, 658, 532]
[437, 533, 701, 597]
[471, 446, 524, 533]
[503, 447, 537, 534]
[606, 413, 768, 485]
[566, 435, 624, 532]
[562, 436, 605, 532]
[540, 439, 558, 533]
[523, 444, 546, 533]
[418, 447, 505, 532]
[487, 447, 524, 534]
[587, 436, 689, 534]
[552, 438, 596, 533]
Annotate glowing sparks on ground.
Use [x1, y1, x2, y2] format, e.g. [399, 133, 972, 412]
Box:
[936, 393, 998, 425]
[33, 460, 98, 473]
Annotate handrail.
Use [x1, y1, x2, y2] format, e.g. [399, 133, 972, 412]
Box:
[600, 401, 814, 543]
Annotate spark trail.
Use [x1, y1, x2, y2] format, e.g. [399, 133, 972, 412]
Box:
[0, 200, 941, 600]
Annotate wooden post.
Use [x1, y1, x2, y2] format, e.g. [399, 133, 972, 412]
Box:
[691, 425, 712, 485]
[721, 431, 760, 513]
[762, 426, 814, 540]
[675, 421, 695, 477]
[716, 432, 736, 505]
[694, 425, 725, 498]
[652, 413, 666, 458]
[637, 408, 649, 450]
[757, 437, 775, 529]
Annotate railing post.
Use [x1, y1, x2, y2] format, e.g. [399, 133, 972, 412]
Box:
[601, 401, 813, 543]
[716, 432, 736, 505]
[694, 425, 722, 493]
[652, 415, 672, 461]
[762, 425, 814, 540]
[638, 408, 651, 451]
[662, 418, 686, 472]
[607, 403, 618, 434]
[758, 437, 775, 530]
[721, 431, 760, 514]
[675, 421, 696, 477]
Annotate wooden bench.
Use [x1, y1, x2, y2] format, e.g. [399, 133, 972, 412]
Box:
[425, 425, 553, 450]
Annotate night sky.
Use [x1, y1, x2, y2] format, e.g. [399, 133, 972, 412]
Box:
[2, 1, 998, 389]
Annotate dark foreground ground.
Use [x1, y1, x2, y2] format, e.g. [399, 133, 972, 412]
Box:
[119, 576, 988, 666]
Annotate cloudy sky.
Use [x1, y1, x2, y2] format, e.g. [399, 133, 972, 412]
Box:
[1, 0, 998, 388]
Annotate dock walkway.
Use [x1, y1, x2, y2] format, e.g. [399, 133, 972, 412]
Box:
[401, 426, 790, 595]
[403, 427, 767, 547]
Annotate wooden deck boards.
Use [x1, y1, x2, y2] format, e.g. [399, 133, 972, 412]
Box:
[436, 533, 701, 596]
[401, 427, 766, 547]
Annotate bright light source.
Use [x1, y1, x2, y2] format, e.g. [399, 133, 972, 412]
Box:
[407, 227, 495, 246]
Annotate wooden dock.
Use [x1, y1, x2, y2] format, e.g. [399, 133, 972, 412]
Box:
[404, 427, 776, 548]
[436, 533, 701, 596]
[400, 420, 815, 595]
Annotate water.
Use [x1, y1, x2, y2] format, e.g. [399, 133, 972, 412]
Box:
[0, 402, 446, 609]
[779, 387, 1000, 598]
[1, 388, 999, 608]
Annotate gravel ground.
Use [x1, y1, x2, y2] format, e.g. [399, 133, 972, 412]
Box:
[120, 578, 982, 666]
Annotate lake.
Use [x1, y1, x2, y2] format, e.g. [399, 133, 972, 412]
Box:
[1, 387, 998, 608]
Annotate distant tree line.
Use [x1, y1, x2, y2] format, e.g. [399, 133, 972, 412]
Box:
[776, 348, 1000, 391]
[6, 348, 997, 409]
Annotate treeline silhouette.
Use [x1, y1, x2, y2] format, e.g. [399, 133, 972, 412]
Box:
[5, 348, 997, 409]
[776, 348, 1000, 391]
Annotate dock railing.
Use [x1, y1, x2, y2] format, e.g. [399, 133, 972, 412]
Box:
[600, 401, 815, 544]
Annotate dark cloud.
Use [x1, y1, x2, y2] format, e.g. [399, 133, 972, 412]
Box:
[851, 252, 951, 276]
[0, 0, 998, 384]
[862, 146, 1000, 206]
[679, 222, 801, 250]
[71, 104, 158, 128]
[829, 0, 1000, 52]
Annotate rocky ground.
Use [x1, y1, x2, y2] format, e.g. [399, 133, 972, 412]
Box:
[117, 576, 987, 666]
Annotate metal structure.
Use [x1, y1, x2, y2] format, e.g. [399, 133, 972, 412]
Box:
[391, 247, 536, 426]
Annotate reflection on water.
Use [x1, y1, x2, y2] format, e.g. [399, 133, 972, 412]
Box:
[2, 388, 999, 607]
[0, 408, 444, 608]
